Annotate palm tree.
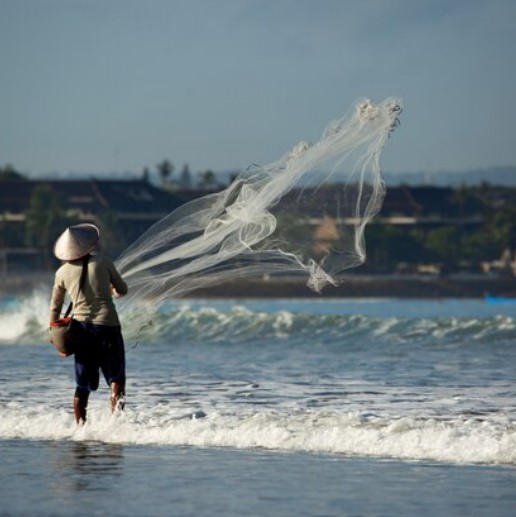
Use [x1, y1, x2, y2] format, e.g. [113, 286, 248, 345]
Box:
[157, 160, 174, 188]
[199, 170, 217, 190]
[142, 167, 151, 183]
[179, 163, 192, 189]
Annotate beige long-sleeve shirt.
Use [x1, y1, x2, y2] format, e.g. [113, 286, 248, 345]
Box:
[49, 254, 128, 326]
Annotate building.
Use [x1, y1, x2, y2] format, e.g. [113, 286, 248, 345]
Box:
[0, 178, 201, 273]
[0, 178, 509, 275]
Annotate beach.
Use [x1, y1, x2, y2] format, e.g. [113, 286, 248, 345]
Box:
[2, 440, 516, 517]
[1, 296, 515, 516]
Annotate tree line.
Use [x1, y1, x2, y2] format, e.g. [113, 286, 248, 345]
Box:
[1, 161, 230, 191]
[2, 163, 516, 274]
[149, 160, 230, 190]
[363, 187, 516, 274]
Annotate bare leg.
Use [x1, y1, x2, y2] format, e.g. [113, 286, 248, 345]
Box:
[110, 380, 125, 413]
[74, 389, 89, 424]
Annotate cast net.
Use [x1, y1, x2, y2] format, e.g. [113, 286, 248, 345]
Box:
[115, 97, 402, 305]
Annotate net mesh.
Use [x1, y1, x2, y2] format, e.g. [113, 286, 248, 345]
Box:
[116, 97, 402, 305]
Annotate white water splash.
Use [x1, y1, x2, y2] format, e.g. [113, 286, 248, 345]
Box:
[1, 404, 514, 466]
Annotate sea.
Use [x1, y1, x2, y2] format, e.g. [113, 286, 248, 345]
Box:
[0, 291, 515, 516]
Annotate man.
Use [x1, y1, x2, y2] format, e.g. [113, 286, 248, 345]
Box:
[49, 223, 128, 424]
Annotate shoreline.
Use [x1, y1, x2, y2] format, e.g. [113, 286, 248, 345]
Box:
[2, 272, 516, 299]
[190, 275, 516, 299]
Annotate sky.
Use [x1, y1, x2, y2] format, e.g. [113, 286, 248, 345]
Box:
[1, 0, 516, 179]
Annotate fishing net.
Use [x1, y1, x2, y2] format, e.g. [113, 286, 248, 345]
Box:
[116, 97, 402, 305]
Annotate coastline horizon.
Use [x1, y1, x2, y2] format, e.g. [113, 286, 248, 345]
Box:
[3, 271, 516, 299]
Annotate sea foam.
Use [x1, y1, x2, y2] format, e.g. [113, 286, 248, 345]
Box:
[1, 403, 514, 466]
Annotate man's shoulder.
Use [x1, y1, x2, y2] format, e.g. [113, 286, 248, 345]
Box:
[55, 262, 71, 277]
[54, 261, 77, 284]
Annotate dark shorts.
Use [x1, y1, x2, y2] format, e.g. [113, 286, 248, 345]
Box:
[74, 323, 126, 393]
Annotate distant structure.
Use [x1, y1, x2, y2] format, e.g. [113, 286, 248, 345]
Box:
[0, 178, 200, 273]
[1, 178, 514, 275]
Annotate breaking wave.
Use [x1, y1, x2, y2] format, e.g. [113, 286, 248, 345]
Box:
[1, 404, 515, 466]
[1, 292, 515, 346]
[1, 293, 515, 466]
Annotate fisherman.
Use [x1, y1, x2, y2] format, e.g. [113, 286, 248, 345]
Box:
[49, 223, 128, 424]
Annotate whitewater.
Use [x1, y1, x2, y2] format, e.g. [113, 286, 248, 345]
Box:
[1, 293, 515, 468]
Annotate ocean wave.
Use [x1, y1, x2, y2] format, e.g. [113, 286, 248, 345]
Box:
[134, 306, 516, 348]
[1, 292, 515, 346]
[0, 290, 51, 344]
[1, 403, 514, 466]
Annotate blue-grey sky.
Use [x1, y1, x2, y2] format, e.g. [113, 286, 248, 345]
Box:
[1, 0, 515, 178]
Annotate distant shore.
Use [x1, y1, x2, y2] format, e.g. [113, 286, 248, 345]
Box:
[190, 274, 516, 299]
[2, 272, 516, 299]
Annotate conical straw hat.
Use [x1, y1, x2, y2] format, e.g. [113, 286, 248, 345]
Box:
[53, 223, 100, 261]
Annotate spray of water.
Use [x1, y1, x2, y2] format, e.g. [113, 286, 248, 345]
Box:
[115, 98, 402, 306]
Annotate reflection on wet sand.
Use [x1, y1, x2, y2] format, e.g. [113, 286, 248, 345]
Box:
[51, 441, 124, 493]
